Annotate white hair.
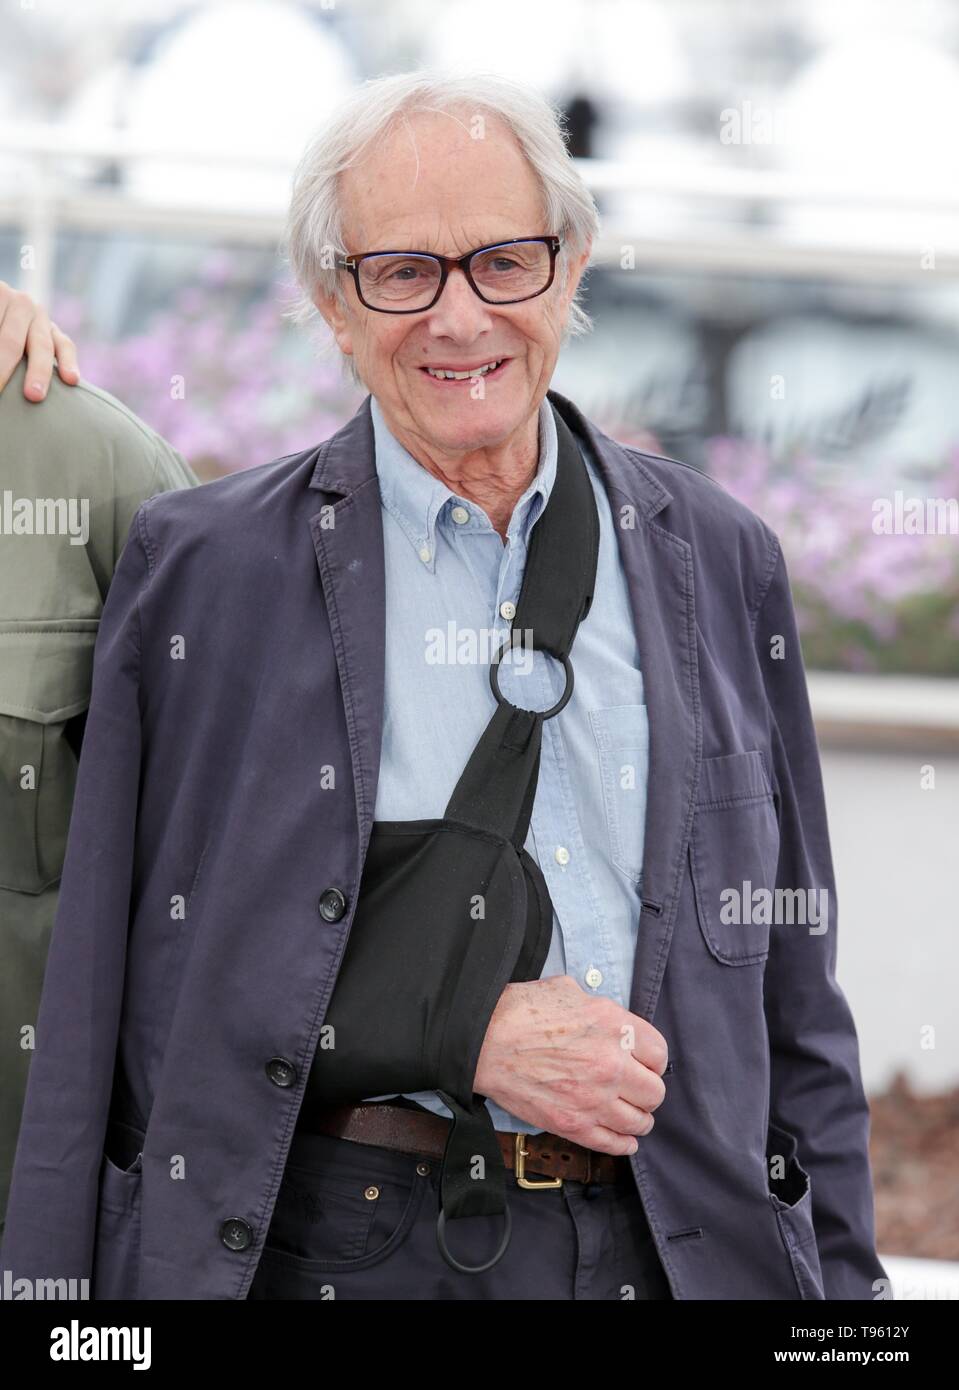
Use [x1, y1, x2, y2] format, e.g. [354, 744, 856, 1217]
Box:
[282, 69, 601, 388]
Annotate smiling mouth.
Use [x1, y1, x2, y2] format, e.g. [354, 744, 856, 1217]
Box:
[420, 358, 509, 382]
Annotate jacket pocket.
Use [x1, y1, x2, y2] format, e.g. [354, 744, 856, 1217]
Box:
[766, 1120, 826, 1300]
[589, 704, 650, 884]
[689, 750, 780, 965]
[0, 621, 98, 894]
[91, 1119, 145, 1300]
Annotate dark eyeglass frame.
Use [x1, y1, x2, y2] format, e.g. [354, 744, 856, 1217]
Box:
[335, 235, 563, 313]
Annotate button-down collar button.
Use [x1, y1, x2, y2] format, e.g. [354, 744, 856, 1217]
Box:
[451, 505, 470, 524]
[418, 545, 431, 563]
[266, 1057, 297, 1087]
[318, 887, 347, 922]
[555, 846, 570, 866]
[499, 600, 516, 621]
[584, 966, 603, 989]
[220, 1218, 253, 1251]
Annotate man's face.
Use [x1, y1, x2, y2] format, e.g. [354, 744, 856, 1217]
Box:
[315, 110, 590, 457]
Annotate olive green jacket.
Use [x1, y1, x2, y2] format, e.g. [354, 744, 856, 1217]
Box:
[0, 359, 198, 1228]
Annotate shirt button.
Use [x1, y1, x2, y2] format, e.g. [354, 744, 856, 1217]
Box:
[220, 1218, 253, 1251]
[585, 966, 603, 989]
[499, 600, 516, 621]
[451, 505, 470, 524]
[555, 846, 570, 866]
[317, 887, 347, 922]
[418, 545, 431, 563]
[265, 1057, 297, 1087]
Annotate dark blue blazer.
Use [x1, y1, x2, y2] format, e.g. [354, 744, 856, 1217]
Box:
[0, 390, 888, 1299]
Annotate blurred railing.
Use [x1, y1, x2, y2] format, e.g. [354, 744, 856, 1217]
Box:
[6, 121, 959, 306]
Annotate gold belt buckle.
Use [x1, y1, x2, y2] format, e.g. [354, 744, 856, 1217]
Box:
[514, 1133, 563, 1189]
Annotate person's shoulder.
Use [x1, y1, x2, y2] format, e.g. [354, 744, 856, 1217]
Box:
[0, 358, 196, 495]
[133, 445, 325, 572]
[613, 439, 780, 589]
[144, 446, 318, 516]
[75, 374, 198, 492]
[626, 443, 773, 542]
[557, 389, 778, 560]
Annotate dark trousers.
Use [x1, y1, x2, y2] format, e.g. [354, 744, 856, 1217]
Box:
[247, 1122, 673, 1301]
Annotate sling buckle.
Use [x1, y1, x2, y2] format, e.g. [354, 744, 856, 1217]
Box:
[489, 641, 574, 722]
[436, 1204, 512, 1275]
[514, 1133, 564, 1189]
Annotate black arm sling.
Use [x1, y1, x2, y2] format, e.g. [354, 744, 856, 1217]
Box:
[299, 403, 600, 1273]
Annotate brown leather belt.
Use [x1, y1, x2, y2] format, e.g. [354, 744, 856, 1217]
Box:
[308, 1101, 633, 1187]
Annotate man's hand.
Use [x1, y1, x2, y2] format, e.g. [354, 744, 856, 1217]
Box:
[473, 974, 668, 1156]
[0, 282, 80, 399]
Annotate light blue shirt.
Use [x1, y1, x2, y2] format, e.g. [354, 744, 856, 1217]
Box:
[363, 395, 649, 1134]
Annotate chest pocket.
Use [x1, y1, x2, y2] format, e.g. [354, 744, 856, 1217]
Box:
[589, 703, 650, 885]
[0, 621, 98, 894]
[689, 749, 780, 965]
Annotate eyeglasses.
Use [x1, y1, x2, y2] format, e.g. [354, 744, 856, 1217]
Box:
[336, 236, 562, 314]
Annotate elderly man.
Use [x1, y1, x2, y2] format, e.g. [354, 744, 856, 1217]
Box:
[1, 71, 886, 1301]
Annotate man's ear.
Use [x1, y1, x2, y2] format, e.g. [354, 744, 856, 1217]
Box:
[564, 236, 592, 303]
[312, 287, 354, 360]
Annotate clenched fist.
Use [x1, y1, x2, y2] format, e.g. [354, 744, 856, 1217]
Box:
[473, 974, 668, 1155]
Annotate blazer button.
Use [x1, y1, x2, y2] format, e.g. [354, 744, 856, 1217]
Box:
[220, 1218, 253, 1251]
[317, 887, 347, 922]
[266, 1057, 297, 1087]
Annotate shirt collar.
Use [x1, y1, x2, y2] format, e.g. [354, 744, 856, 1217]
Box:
[370, 395, 558, 571]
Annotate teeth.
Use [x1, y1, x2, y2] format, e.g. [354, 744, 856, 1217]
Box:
[426, 360, 502, 380]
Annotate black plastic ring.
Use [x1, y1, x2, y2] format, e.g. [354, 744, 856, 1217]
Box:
[436, 1204, 512, 1275]
[489, 639, 574, 721]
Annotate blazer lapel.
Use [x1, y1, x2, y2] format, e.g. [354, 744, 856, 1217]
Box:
[548, 390, 703, 1021]
[307, 395, 386, 875]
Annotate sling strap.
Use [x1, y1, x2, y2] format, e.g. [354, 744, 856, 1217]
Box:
[443, 403, 599, 847]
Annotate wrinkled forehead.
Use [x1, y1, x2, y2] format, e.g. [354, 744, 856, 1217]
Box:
[338, 107, 547, 257]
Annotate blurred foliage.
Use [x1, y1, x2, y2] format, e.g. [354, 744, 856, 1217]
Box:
[705, 436, 959, 676]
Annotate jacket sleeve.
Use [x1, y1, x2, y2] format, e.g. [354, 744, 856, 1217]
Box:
[754, 534, 890, 1301]
[0, 505, 148, 1284]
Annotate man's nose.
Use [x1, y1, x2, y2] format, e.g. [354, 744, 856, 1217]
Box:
[427, 267, 493, 337]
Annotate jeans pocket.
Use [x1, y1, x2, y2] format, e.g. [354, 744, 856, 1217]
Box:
[589, 704, 649, 884]
[257, 1154, 429, 1275]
